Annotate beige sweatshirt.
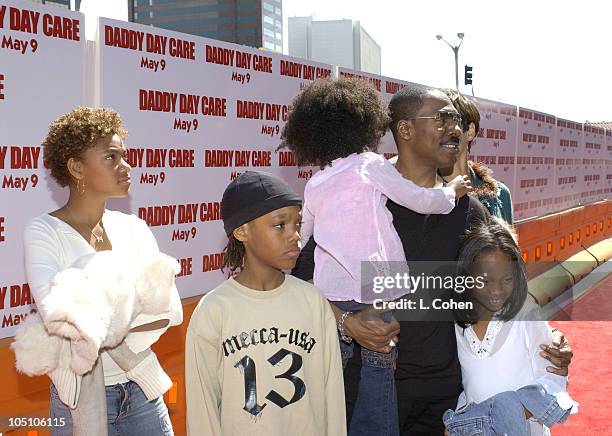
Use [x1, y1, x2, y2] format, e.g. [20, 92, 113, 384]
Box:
[185, 275, 347, 435]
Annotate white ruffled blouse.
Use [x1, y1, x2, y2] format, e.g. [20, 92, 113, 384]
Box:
[455, 303, 578, 435]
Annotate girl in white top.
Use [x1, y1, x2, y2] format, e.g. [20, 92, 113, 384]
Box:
[448, 218, 577, 435]
[23, 108, 181, 436]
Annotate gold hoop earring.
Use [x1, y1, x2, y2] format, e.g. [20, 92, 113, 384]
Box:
[77, 179, 85, 195]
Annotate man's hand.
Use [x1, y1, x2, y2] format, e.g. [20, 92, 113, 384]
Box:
[540, 329, 573, 376]
[344, 311, 400, 353]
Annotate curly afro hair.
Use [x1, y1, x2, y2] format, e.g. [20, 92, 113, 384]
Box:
[43, 107, 128, 187]
[280, 78, 390, 168]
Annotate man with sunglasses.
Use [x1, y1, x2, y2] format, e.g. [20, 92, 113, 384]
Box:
[292, 85, 572, 435]
[372, 86, 490, 434]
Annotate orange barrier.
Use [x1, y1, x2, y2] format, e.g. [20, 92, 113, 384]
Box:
[0, 200, 610, 435]
[516, 214, 560, 277]
[0, 297, 200, 436]
[517, 200, 611, 279]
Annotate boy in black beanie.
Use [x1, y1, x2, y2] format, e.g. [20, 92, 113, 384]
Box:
[185, 171, 346, 435]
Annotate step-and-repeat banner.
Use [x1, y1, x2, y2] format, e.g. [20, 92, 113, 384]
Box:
[471, 96, 518, 191]
[513, 107, 558, 220]
[582, 124, 606, 205]
[555, 119, 584, 212]
[607, 130, 612, 194]
[0, 0, 610, 338]
[0, 0, 85, 338]
[97, 16, 330, 304]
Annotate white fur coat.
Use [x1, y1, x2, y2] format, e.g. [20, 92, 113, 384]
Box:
[12, 250, 180, 375]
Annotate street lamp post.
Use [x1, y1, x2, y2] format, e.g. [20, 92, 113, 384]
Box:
[436, 33, 464, 90]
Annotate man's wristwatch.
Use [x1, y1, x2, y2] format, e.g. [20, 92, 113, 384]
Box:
[338, 311, 353, 343]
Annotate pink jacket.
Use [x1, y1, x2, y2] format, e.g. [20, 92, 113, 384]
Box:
[301, 152, 456, 303]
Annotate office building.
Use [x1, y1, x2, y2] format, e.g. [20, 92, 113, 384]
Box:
[129, 0, 283, 53]
[288, 16, 381, 74]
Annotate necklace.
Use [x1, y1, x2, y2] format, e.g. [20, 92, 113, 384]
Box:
[66, 206, 104, 245]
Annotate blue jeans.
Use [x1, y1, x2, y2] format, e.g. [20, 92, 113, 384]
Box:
[443, 385, 571, 436]
[337, 300, 399, 436]
[50, 382, 173, 436]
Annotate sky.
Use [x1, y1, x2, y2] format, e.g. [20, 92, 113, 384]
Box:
[282, 0, 611, 123]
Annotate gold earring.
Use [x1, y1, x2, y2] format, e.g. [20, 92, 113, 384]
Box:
[77, 179, 85, 195]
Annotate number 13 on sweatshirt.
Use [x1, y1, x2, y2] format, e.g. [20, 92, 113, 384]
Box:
[185, 275, 347, 435]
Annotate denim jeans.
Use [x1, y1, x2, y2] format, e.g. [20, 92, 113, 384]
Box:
[50, 381, 173, 436]
[443, 385, 571, 436]
[337, 300, 399, 436]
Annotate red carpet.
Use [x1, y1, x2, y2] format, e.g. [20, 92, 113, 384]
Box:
[553, 275, 612, 321]
[550, 275, 612, 435]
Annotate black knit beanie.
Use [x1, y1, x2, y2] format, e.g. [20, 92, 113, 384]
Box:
[221, 171, 302, 236]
